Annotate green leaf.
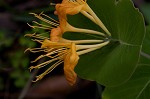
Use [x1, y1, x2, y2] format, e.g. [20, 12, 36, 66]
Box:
[102, 64, 150, 99]
[138, 83, 150, 99]
[102, 26, 150, 99]
[66, 0, 145, 86]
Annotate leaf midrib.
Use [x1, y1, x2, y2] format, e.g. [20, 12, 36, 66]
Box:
[136, 80, 150, 99]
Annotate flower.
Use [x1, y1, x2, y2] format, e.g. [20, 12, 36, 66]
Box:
[27, 39, 79, 85]
[26, 38, 109, 85]
[55, 0, 111, 36]
[25, 0, 111, 85]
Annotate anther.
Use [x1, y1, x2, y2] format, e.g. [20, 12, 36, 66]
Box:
[50, 3, 56, 6]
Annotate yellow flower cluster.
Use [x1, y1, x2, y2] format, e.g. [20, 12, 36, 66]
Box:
[25, 0, 110, 85]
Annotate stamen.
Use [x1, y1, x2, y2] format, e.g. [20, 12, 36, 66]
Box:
[25, 33, 49, 40]
[32, 60, 63, 82]
[24, 33, 35, 37]
[46, 60, 63, 74]
[32, 39, 44, 44]
[27, 23, 53, 30]
[44, 48, 55, 52]
[50, 3, 56, 6]
[30, 13, 59, 26]
[48, 49, 69, 59]
[24, 48, 45, 53]
[31, 35, 48, 40]
[29, 56, 61, 71]
[41, 13, 59, 23]
[32, 21, 52, 28]
[31, 54, 47, 63]
[31, 48, 67, 63]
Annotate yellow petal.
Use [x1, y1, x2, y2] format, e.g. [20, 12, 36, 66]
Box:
[64, 43, 79, 85]
[56, 0, 86, 16]
[41, 39, 71, 48]
[54, 0, 87, 33]
[50, 27, 62, 42]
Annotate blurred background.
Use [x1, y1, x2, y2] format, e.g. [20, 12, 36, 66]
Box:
[0, 0, 149, 99]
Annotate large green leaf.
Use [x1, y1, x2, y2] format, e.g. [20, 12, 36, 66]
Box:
[102, 64, 150, 99]
[102, 26, 150, 99]
[65, 0, 145, 86]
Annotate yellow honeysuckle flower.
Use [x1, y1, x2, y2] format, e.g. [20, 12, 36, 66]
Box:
[55, 0, 111, 36]
[26, 0, 111, 85]
[26, 38, 109, 85]
[27, 12, 106, 42]
[25, 39, 76, 84]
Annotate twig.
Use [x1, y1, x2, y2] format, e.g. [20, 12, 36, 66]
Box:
[18, 57, 46, 99]
[140, 51, 150, 59]
[18, 69, 38, 99]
